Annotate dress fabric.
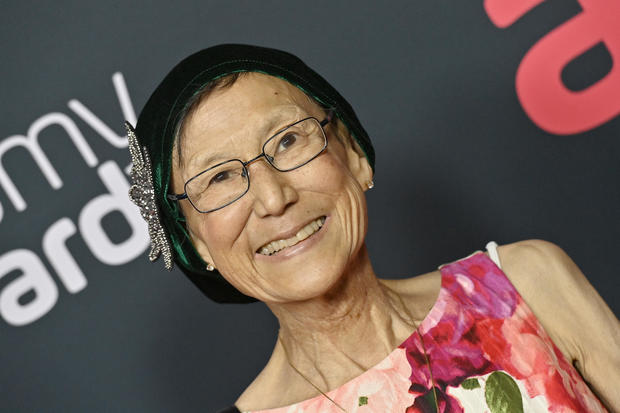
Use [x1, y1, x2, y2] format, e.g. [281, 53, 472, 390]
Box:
[230, 247, 607, 413]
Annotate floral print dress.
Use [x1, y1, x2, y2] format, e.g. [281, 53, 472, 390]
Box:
[246, 246, 607, 413]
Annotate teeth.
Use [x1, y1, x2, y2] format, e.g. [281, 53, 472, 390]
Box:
[258, 217, 326, 256]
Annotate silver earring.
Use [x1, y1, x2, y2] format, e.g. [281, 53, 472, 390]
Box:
[206, 263, 215, 272]
[367, 180, 374, 190]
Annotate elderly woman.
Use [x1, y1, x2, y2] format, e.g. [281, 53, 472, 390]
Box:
[126, 44, 619, 413]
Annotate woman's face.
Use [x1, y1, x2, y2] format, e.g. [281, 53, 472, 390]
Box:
[171, 73, 372, 303]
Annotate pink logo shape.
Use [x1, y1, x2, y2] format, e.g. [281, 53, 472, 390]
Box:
[485, 0, 620, 135]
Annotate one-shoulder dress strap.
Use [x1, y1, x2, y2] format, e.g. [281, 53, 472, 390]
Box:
[485, 241, 502, 269]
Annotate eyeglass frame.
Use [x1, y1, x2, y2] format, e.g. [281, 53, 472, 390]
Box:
[167, 110, 334, 213]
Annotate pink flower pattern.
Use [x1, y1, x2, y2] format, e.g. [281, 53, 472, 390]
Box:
[251, 252, 607, 413]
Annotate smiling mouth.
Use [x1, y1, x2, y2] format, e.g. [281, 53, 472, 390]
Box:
[258, 216, 327, 256]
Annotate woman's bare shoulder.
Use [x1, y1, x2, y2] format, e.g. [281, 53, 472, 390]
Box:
[496, 239, 620, 410]
[494, 239, 600, 325]
[235, 354, 290, 412]
[495, 239, 586, 349]
[235, 343, 320, 411]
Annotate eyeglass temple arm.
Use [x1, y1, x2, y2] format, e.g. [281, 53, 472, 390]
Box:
[321, 109, 335, 127]
[167, 193, 188, 201]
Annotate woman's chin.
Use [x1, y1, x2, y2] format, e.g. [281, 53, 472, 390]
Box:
[248, 215, 363, 303]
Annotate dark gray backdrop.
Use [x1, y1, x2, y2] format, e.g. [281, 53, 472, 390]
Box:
[1, 1, 618, 412]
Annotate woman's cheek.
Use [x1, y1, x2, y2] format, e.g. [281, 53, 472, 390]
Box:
[203, 200, 251, 249]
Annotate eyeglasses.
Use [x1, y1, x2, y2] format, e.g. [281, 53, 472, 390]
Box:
[168, 111, 333, 213]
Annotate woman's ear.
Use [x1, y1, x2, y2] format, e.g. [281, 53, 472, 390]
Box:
[335, 122, 373, 190]
[187, 226, 215, 268]
[346, 143, 373, 191]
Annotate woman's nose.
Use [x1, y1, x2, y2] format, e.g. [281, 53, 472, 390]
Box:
[247, 161, 298, 217]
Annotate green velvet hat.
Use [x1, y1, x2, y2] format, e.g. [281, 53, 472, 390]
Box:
[132, 44, 375, 303]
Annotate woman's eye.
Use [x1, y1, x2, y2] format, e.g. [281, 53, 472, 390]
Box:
[277, 133, 298, 152]
[210, 170, 232, 184]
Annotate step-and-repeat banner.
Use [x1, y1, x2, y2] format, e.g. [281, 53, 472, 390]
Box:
[2, 1, 618, 411]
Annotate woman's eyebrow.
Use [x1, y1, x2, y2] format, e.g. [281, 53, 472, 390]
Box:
[261, 106, 305, 135]
[185, 106, 306, 171]
[186, 149, 235, 175]
[192, 153, 226, 169]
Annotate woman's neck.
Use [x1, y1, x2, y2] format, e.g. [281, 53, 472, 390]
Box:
[267, 246, 416, 390]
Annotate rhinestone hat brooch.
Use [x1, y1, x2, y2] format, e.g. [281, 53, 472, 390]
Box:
[125, 122, 174, 270]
